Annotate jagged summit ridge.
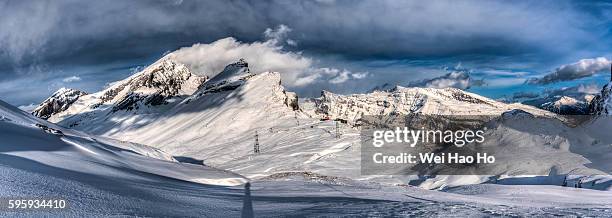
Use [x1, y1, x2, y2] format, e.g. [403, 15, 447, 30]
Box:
[199, 58, 252, 90]
[182, 58, 260, 103]
[587, 64, 612, 115]
[35, 56, 207, 123]
[209, 58, 250, 82]
[98, 57, 207, 111]
[32, 88, 87, 119]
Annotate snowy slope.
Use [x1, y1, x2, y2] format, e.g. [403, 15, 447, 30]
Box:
[108, 70, 301, 153]
[5, 99, 612, 216]
[1, 99, 247, 186]
[0, 101, 45, 126]
[0, 99, 256, 216]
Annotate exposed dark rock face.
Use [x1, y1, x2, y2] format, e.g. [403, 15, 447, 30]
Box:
[284, 91, 299, 111]
[32, 88, 87, 119]
[589, 64, 612, 115]
[101, 59, 207, 112]
[589, 82, 612, 115]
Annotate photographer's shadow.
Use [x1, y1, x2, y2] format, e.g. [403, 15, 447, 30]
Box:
[242, 182, 254, 218]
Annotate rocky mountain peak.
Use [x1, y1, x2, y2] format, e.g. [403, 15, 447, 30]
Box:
[194, 59, 254, 96]
[32, 88, 87, 119]
[589, 82, 612, 115]
[204, 59, 251, 85]
[227, 58, 248, 70]
[587, 65, 612, 115]
[97, 58, 207, 112]
[537, 96, 589, 115]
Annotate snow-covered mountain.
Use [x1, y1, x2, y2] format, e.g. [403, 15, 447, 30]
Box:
[539, 96, 590, 115]
[32, 53, 612, 191]
[7, 85, 612, 216]
[32, 88, 87, 119]
[313, 86, 555, 125]
[36, 55, 300, 149]
[42, 56, 207, 126]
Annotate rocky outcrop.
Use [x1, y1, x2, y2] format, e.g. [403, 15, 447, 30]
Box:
[99, 58, 207, 112]
[32, 88, 87, 119]
[589, 82, 612, 115]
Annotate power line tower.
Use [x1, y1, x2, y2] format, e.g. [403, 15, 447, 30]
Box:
[254, 131, 260, 154]
[335, 121, 341, 139]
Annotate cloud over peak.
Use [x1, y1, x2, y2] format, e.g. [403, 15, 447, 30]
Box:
[170, 37, 311, 78]
[169, 26, 367, 90]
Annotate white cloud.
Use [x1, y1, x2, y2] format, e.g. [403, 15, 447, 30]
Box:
[351, 72, 369, 79]
[286, 39, 298, 46]
[170, 25, 367, 88]
[329, 71, 350, 84]
[293, 67, 369, 86]
[263, 24, 295, 46]
[171, 37, 311, 80]
[62, 76, 81, 83]
[293, 73, 322, 87]
[527, 57, 611, 84]
[409, 71, 472, 89]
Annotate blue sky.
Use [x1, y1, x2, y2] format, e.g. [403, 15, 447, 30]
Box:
[1, 0, 612, 107]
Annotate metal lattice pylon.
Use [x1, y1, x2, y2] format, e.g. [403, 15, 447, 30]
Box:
[254, 131, 260, 154]
[335, 121, 341, 138]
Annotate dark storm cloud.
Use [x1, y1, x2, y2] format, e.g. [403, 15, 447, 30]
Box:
[0, 0, 599, 68]
[1, 0, 611, 106]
